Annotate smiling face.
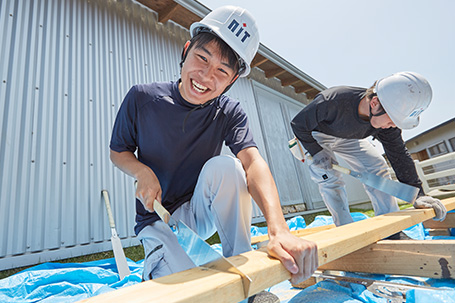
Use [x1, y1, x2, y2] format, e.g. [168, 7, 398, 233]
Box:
[179, 39, 238, 105]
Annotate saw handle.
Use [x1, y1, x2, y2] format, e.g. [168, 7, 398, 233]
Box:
[102, 190, 116, 229]
[133, 180, 170, 224]
[332, 164, 351, 175]
[153, 199, 171, 224]
[306, 155, 351, 175]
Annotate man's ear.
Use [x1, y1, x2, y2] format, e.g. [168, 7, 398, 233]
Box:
[370, 96, 380, 109]
[183, 41, 191, 56]
[180, 41, 192, 69]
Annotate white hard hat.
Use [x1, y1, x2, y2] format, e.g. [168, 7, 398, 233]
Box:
[190, 6, 260, 77]
[375, 71, 432, 129]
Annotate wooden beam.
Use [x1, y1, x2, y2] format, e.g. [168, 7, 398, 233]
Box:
[427, 229, 451, 236]
[79, 197, 455, 303]
[320, 240, 455, 279]
[250, 57, 268, 68]
[265, 68, 286, 79]
[305, 89, 321, 100]
[158, 2, 179, 23]
[251, 224, 335, 244]
[281, 78, 301, 87]
[295, 86, 311, 94]
[294, 86, 317, 95]
[423, 212, 455, 229]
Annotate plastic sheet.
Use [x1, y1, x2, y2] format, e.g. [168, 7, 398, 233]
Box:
[287, 273, 455, 303]
[0, 259, 142, 302]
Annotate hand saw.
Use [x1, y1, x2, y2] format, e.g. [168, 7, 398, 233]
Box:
[152, 200, 252, 297]
[102, 190, 131, 280]
[134, 181, 252, 297]
[288, 138, 420, 203]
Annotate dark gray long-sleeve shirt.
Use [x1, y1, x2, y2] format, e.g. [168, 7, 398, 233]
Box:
[291, 86, 423, 192]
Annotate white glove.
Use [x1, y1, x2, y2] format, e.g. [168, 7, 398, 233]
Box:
[413, 196, 447, 221]
[312, 149, 337, 170]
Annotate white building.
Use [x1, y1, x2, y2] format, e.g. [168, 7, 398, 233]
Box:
[406, 118, 455, 160]
[405, 118, 455, 193]
[0, 0, 371, 270]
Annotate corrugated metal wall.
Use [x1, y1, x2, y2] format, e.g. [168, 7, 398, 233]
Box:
[0, 0, 330, 270]
[252, 83, 323, 209]
[0, 0, 193, 269]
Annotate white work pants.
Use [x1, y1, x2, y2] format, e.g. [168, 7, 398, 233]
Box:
[308, 132, 400, 226]
[138, 155, 252, 281]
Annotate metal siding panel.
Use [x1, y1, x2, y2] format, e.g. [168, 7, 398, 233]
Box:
[0, 0, 11, 258]
[284, 102, 323, 209]
[224, 79, 266, 219]
[227, 80, 267, 156]
[0, 0, 192, 269]
[4, 0, 28, 257]
[0, 0, 14, 257]
[253, 84, 306, 206]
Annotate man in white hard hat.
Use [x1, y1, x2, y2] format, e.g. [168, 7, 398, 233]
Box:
[109, 5, 318, 299]
[291, 72, 447, 232]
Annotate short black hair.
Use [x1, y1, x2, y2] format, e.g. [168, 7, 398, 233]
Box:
[189, 31, 241, 75]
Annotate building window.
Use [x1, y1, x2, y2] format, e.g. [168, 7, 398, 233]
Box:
[449, 137, 455, 152]
[428, 141, 448, 157]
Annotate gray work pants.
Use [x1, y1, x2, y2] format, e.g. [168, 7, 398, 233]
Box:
[138, 155, 252, 280]
[308, 132, 400, 226]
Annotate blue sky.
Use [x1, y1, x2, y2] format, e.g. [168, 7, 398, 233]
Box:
[200, 0, 455, 141]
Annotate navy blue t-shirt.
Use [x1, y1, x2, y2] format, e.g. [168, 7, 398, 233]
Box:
[110, 81, 257, 235]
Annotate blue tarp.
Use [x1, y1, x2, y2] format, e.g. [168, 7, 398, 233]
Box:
[0, 259, 143, 302]
[287, 272, 455, 303]
[1, 212, 455, 302]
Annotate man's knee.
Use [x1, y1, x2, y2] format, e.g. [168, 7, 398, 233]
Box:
[201, 155, 246, 184]
[204, 155, 242, 172]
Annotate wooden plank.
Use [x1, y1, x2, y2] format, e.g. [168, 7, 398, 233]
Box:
[427, 229, 451, 236]
[79, 197, 455, 303]
[250, 56, 268, 68]
[281, 77, 301, 87]
[423, 212, 455, 229]
[158, 2, 178, 23]
[320, 240, 455, 279]
[265, 68, 286, 79]
[251, 224, 335, 244]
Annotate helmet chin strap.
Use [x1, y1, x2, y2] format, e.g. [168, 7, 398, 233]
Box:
[179, 37, 242, 104]
[179, 40, 240, 132]
[180, 73, 240, 133]
[369, 103, 387, 120]
[368, 95, 387, 121]
[221, 74, 239, 95]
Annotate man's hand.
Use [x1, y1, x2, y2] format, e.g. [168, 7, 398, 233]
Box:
[266, 231, 318, 284]
[236, 147, 318, 283]
[413, 196, 447, 221]
[312, 149, 337, 170]
[110, 149, 162, 212]
[135, 171, 162, 213]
